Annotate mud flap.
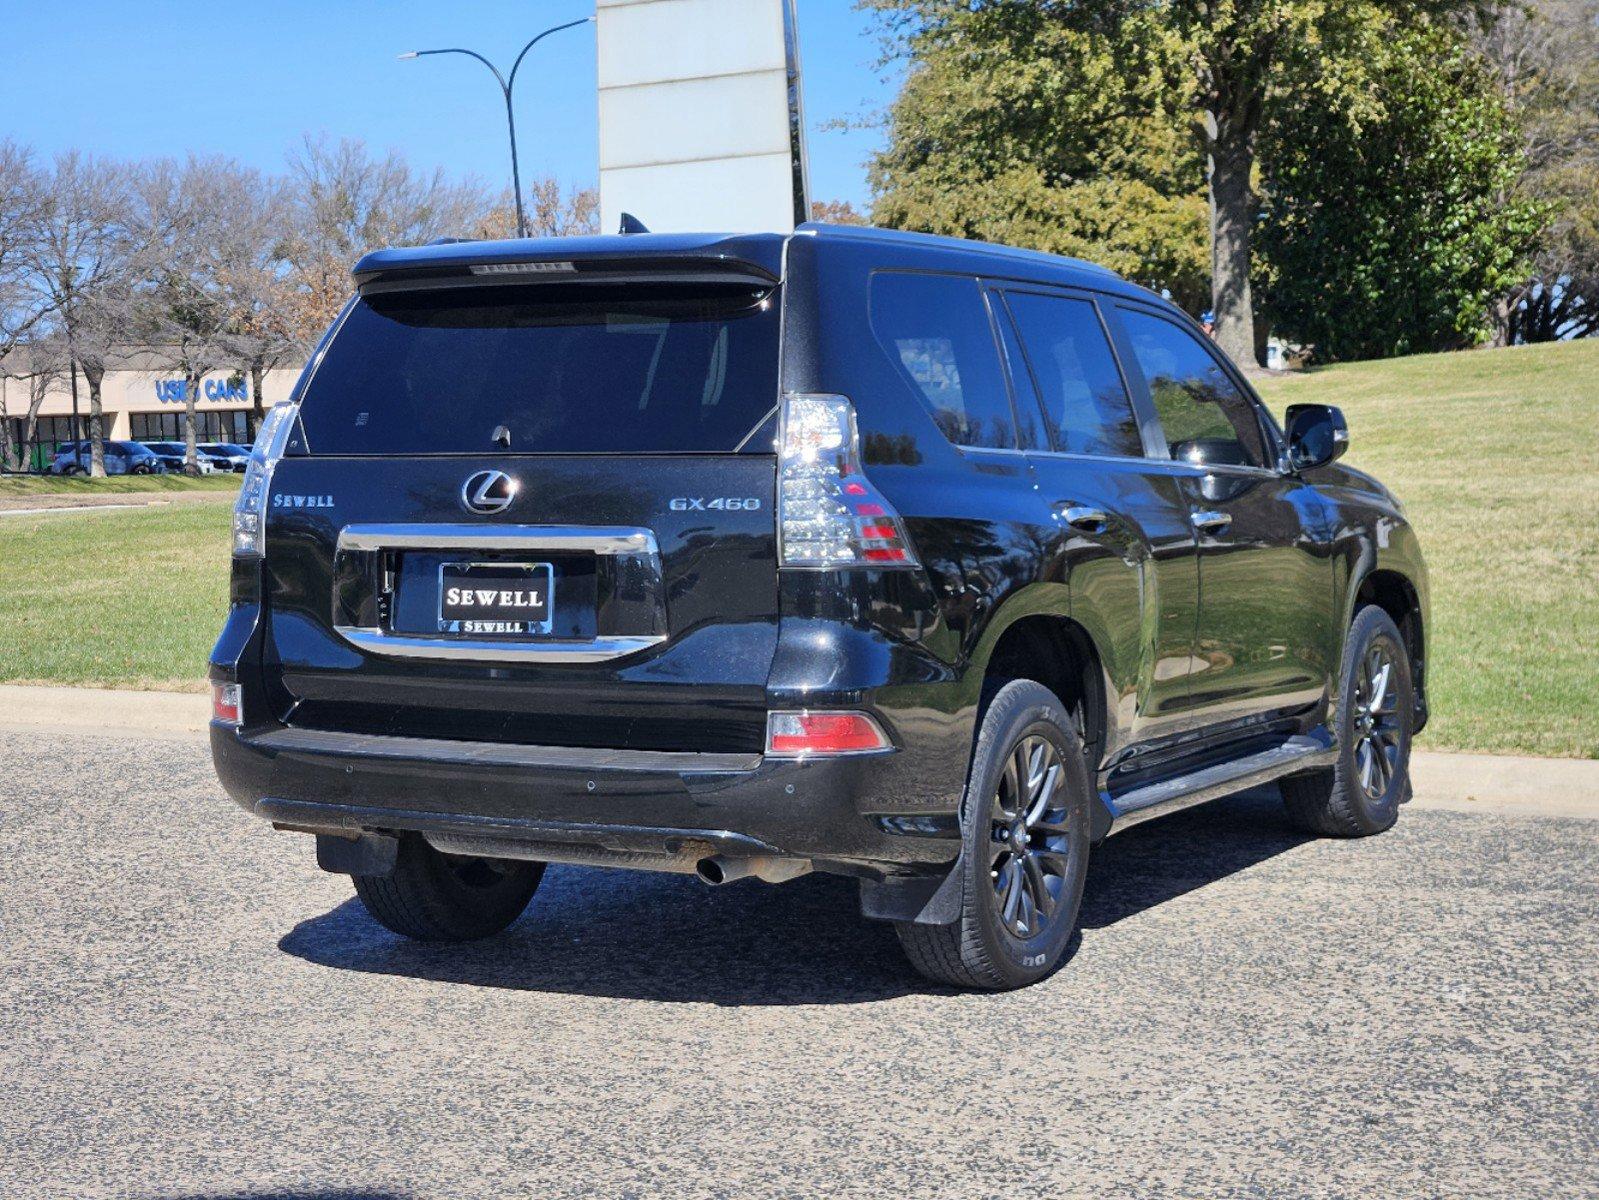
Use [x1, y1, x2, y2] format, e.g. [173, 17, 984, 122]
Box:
[315, 832, 399, 876]
[858, 854, 964, 926]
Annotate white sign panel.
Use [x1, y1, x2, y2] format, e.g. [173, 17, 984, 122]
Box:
[597, 0, 809, 234]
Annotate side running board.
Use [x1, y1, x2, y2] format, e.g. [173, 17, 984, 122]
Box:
[1105, 734, 1337, 833]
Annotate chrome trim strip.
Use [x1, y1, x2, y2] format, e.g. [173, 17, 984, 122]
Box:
[332, 626, 668, 664]
[249, 727, 761, 774]
[336, 523, 658, 556]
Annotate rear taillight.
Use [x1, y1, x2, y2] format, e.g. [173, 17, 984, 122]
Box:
[233, 402, 298, 557]
[211, 682, 242, 725]
[765, 710, 892, 757]
[777, 394, 918, 568]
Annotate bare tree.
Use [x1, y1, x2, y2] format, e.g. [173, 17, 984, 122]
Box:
[25, 152, 136, 477]
[0, 141, 49, 367]
[280, 136, 506, 335]
[217, 174, 304, 437]
[132, 156, 258, 474]
[0, 334, 64, 471]
[522, 178, 599, 238]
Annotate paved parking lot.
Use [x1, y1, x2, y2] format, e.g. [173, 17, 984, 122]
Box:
[2, 725, 1595, 1200]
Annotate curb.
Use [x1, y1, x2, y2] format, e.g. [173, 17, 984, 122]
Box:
[0, 683, 209, 740]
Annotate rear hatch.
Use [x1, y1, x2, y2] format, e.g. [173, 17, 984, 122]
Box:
[261, 255, 784, 754]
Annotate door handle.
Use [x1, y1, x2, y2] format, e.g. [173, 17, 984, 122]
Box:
[1056, 504, 1109, 534]
[1191, 509, 1232, 534]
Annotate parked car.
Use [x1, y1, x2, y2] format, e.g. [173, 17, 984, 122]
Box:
[142, 441, 226, 474]
[210, 224, 1429, 990]
[48, 440, 166, 475]
[46, 441, 92, 474]
[200, 443, 252, 473]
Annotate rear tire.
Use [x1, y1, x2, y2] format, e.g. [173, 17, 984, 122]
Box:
[353, 834, 544, 941]
[1281, 605, 1414, 837]
[895, 679, 1091, 990]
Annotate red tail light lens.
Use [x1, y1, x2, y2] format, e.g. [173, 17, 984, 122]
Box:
[777, 394, 919, 568]
[211, 682, 242, 725]
[766, 711, 892, 757]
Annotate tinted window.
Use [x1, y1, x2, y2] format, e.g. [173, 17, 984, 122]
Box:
[869, 273, 1016, 450]
[1004, 292, 1142, 458]
[298, 282, 781, 455]
[1119, 308, 1268, 468]
[991, 299, 1043, 451]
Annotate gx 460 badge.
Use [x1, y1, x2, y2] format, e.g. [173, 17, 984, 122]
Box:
[669, 497, 762, 512]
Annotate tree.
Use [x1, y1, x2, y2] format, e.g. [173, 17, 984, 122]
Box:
[1475, 0, 1599, 341]
[810, 199, 869, 225]
[0, 141, 49, 366]
[864, 0, 1483, 368]
[1257, 22, 1544, 360]
[279, 136, 510, 336]
[25, 153, 137, 477]
[864, 1, 1209, 313]
[0, 334, 64, 471]
[217, 174, 304, 437]
[26, 155, 135, 480]
[132, 157, 259, 473]
[522, 177, 600, 238]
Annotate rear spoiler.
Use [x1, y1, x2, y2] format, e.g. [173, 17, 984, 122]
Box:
[353, 254, 781, 298]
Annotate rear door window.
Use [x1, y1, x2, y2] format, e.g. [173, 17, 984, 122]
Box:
[297, 282, 781, 455]
[869, 272, 1018, 450]
[1002, 291, 1143, 458]
[1118, 307, 1269, 468]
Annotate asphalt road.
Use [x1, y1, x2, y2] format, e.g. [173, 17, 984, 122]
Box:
[2, 728, 1595, 1200]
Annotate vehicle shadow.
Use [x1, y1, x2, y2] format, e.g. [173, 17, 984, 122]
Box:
[1077, 785, 1311, 929]
[278, 787, 1307, 1005]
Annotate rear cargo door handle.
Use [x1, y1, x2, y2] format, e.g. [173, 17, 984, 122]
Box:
[1056, 504, 1109, 534]
[1191, 509, 1233, 534]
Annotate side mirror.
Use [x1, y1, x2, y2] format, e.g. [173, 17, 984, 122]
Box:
[1284, 403, 1349, 472]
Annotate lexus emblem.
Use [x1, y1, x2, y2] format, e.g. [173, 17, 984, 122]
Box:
[461, 470, 517, 516]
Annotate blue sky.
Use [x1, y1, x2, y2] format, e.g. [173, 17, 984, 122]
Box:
[0, 0, 898, 210]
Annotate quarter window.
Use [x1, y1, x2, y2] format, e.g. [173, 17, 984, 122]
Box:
[1119, 308, 1268, 468]
[1003, 292, 1143, 458]
[869, 273, 1017, 450]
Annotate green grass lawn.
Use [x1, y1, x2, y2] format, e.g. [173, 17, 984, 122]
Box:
[1256, 338, 1599, 758]
[0, 503, 230, 692]
[0, 473, 241, 497]
[1, 340, 1594, 754]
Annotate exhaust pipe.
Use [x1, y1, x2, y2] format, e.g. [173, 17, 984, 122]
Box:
[695, 856, 755, 886]
[694, 855, 812, 886]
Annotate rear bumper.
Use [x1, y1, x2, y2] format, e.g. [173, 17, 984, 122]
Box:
[211, 721, 961, 877]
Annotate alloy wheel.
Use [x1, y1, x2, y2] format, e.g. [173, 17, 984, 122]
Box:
[989, 735, 1074, 939]
[1352, 640, 1404, 802]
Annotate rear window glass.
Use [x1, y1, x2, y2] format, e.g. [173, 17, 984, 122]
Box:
[298, 282, 781, 455]
[869, 272, 1016, 450]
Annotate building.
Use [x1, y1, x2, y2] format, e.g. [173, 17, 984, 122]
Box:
[0, 347, 299, 469]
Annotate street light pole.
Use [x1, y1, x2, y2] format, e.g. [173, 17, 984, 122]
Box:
[400, 15, 593, 239]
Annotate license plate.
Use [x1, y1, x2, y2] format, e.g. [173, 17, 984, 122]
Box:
[438, 562, 553, 635]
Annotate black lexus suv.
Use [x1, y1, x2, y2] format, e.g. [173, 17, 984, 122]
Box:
[210, 223, 1428, 990]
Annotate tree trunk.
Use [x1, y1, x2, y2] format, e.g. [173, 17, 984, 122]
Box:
[0, 386, 15, 471]
[1206, 124, 1259, 371]
[250, 360, 266, 441]
[22, 373, 48, 472]
[85, 363, 107, 478]
[1487, 294, 1514, 348]
[23, 407, 41, 471]
[183, 372, 202, 476]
